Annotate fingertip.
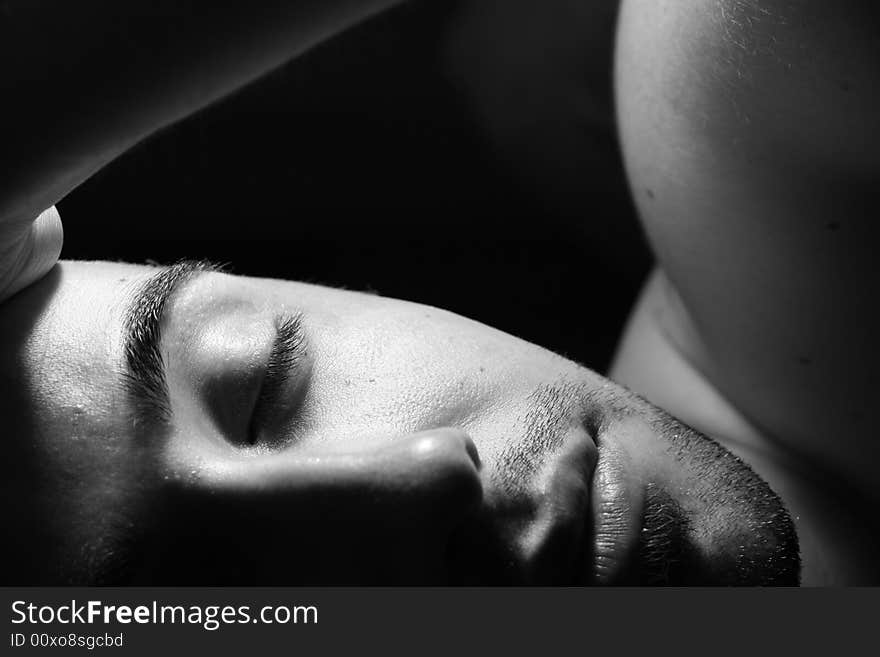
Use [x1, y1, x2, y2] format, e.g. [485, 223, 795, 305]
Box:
[31, 205, 63, 270]
[0, 206, 63, 302]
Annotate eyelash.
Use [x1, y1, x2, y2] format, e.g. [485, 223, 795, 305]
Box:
[246, 313, 306, 445]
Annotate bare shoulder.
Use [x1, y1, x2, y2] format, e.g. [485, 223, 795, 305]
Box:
[613, 1, 880, 494]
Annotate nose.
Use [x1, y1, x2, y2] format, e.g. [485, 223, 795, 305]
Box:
[153, 428, 484, 584]
[215, 427, 483, 517]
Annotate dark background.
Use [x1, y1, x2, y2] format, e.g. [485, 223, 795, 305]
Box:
[57, 0, 650, 372]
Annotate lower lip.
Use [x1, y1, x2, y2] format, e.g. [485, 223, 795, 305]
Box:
[588, 441, 644, 585]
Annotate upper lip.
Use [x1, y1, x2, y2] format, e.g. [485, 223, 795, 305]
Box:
[526, 424, 647, 585]
[521, 426, 599, 584]
[587, 437, 644, 585]
[444, 425, 599, 585]
[446, 424, 644, 585]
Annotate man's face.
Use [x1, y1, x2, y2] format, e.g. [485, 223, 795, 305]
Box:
[0, 260, 799, 585]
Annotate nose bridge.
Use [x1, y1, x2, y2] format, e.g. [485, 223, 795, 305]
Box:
[198, 428, 485, 531]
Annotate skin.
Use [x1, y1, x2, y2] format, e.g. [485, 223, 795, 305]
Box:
[611, 0, 880, 583]
[0, 0, 404, 300]
[14, 0, 873, 584]
[448, 0, 879, 584]
[0, 261, 797, 584]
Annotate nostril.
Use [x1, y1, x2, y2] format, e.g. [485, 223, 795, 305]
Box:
[461, 433, 482, 471]
[406, 429, 484, 511]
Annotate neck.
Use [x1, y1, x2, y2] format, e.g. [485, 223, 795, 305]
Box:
[610, 269, 880, 585]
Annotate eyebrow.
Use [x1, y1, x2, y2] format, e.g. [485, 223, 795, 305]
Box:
[121, 260, 222, 434]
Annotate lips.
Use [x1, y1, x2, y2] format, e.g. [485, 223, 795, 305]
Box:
[520, 427, 598, 584]
[444, 425, 598, 585]
[588, 439, 645, 585]
[512, 423, 652, 585]
[524, 426, 647, 585]
[446, 423, 647, 585]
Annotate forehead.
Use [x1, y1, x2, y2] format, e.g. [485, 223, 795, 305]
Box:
[7, 260, 470, 421]
[0, 262, 173, 499]
[0, 262, 166, 577]
[15, 261, 152, 418]
[9, 259, 584, 456]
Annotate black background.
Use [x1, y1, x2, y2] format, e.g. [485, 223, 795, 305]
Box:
[57, 0, 650, 372]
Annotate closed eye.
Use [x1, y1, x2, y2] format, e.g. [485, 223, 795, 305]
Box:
[246, 312, 306, 445]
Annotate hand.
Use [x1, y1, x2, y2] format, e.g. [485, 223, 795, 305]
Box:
[0, 206, 64, 303]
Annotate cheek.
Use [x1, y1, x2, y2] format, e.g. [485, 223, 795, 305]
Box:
[294, 306, 545, 448]
[264, 284, 587, 455]
[303, 332, 499, 443]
